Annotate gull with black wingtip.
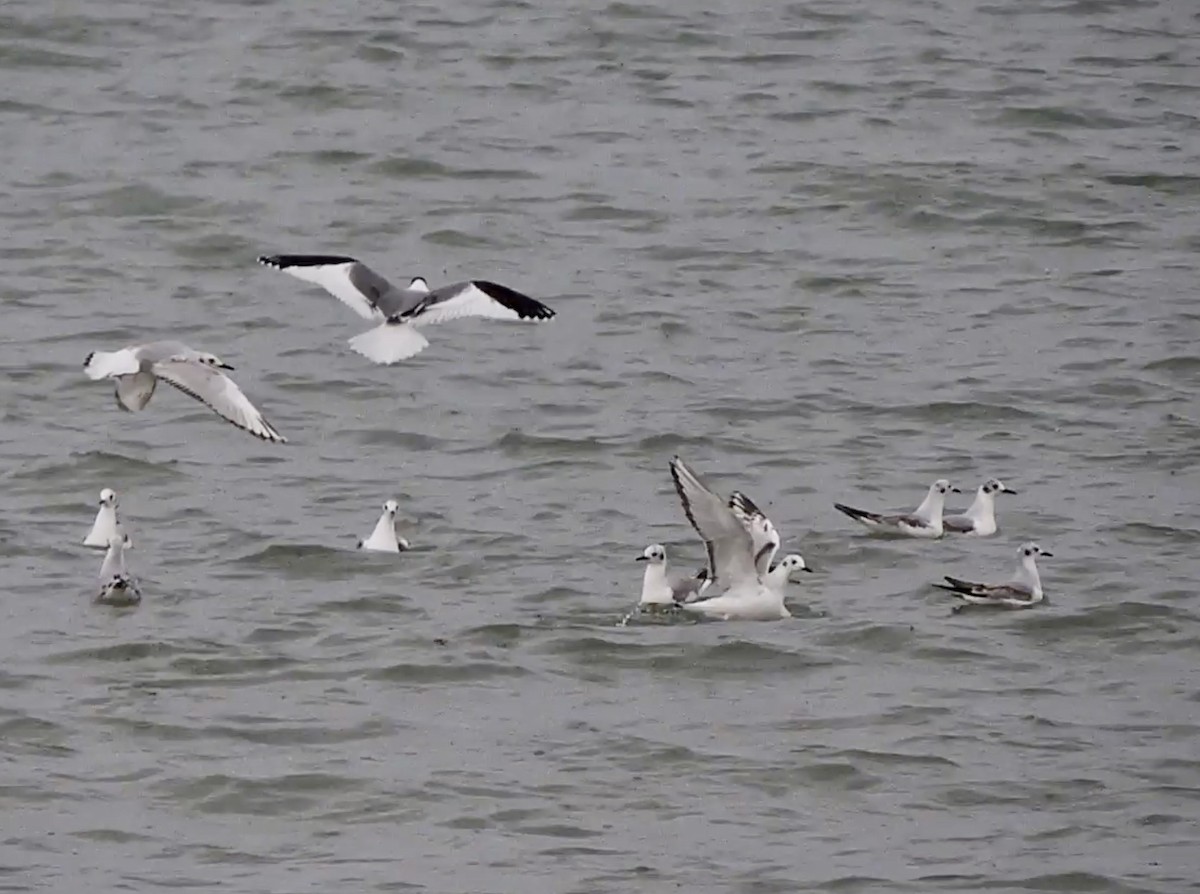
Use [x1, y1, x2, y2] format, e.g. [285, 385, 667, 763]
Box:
[257, 254, 556, 365]
[834, 478, 960, 539]
[83, 341, 285, 443]
[84, 487, 132, 549]
[358, 500, 411, 553]
[935, 542, 1052, 610]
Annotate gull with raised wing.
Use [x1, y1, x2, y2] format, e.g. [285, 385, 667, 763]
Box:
[83, 341, 285, 443]
[944, 478, 1017, 537]
[834, 479, 960, 539]
[935, 542, 1052, 610]
[668, 456, 809, 621]
[94, 535, 142, 606]
[357, 500, 411, 553]
[83, 487, 132, 549]
[257, 254, 556, 365]
[635, 544, 710, 607]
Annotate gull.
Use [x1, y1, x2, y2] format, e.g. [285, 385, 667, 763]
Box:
[668, 456, 810, 621]
[83, 341, 285, 443]
[94, 535, 141, 606]
[83, 487, 132, 549]
[357, 500, 411, 552]
[257, 254, 556, 365]
[833, 479, 960, 539]
[944, 478, 1017, 537]
[935, 542, 1052, 610]
[635, 544, 710, 606]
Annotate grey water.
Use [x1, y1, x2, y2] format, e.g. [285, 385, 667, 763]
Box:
[2, 0, 1198, 891]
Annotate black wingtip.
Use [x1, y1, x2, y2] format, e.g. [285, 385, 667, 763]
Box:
[474, 281, 556, 321]
[83, 351, 94, 368]
[833, 502, 872, 522]
[258, 254, 358, 270]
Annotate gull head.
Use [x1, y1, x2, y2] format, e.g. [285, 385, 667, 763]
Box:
[98, 488, 117, 507]
[983, 478, 1017, 496]
[408, 276, 430, 293]
[774, 553, 813, 578]
[932, 479, 960, 495]
[637, 544, 666, 565]
[1020, 541, 1052, 559]
[382, 499, 399, 517]
[196, 352, 234, 370]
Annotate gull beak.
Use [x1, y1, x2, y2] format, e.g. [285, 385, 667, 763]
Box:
[950, 486, 962, 493]
[1004, 487, 1018, 495]
[635, 555, 648, 562]
[1040, 550, 1053, 557]
[218, 362, 235, 370]
[802, 566, 814, 573]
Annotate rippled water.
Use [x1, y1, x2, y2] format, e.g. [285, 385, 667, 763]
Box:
[2, 0, 1198, 890]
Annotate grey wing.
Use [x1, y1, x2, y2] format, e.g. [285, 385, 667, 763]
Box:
[404, 280, 556, 326]
[114, 371, 157, 411]
[668, 571, 707, 604]
[888, 513, 933, 529]
[669, 457, 759, 590]
[151, 361, 286, 443]
[132, 340, 196, 363]
[942, 514, 975, 533]
[373, 283, 429, 320]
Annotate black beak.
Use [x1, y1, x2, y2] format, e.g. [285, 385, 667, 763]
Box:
[218, 362, 235, 370]
[950, 486, 962, 493]
[1040, 550, 1053, 557]
[802, 566, 814, 573]
[1004, 487, 1018, 495]
[635, 555, 648, 562]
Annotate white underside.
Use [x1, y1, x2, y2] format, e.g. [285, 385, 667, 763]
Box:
[85, 349, 140, 380]
[639, 565, 675, 606]
[682, 585, 790, 621]
[360, 513, 406, 552]
[83, 506, 129, 549]
[349, 323, 430, 364]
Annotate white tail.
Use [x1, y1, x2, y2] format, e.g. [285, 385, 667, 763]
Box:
[84, 349, 139, 380]
[348, 323, 430, 365]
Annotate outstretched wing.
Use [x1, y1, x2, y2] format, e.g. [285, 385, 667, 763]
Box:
[669, 456, 758, 591]
[404, 280, 556, 327]
[152, 361, 286, 443]
[258, 254, 392, 321]
[729, 491, 781, 574]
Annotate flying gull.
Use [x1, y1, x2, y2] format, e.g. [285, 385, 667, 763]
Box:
[83, 341, 285, 443]
[257, 254, 556, 365]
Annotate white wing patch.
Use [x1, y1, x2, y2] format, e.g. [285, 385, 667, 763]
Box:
[260, 259, 380, 321]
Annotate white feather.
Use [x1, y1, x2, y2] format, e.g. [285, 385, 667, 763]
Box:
[347, 323, 430, 364]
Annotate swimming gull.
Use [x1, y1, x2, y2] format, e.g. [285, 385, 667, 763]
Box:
[668, 456, 809, 621]
[257, 254, 556, 365]
[95, 535, 142, 606]
[83, 341, 285, 443]
[83, 487, 132, 549]
[935, 541, 1052, 610]
[635, 543, 710, 606]
[358, 500, 411, 552]
[943, 478, 1017, 537]
[834, 478, 960, 539]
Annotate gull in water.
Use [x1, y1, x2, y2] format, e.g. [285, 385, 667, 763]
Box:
[257, 254, 556, 364]
[635, 544, 710, 606]
[358, 500, 411, 552]
[935, 542, 1052, 611]
[944, 478, 1017, 537]
[833, 479, 960, 539]
[94, 535, 141, 606]
[83, 341, 285, 443]
[668, 456, 810, 621]
[83, 488, 132, 549]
